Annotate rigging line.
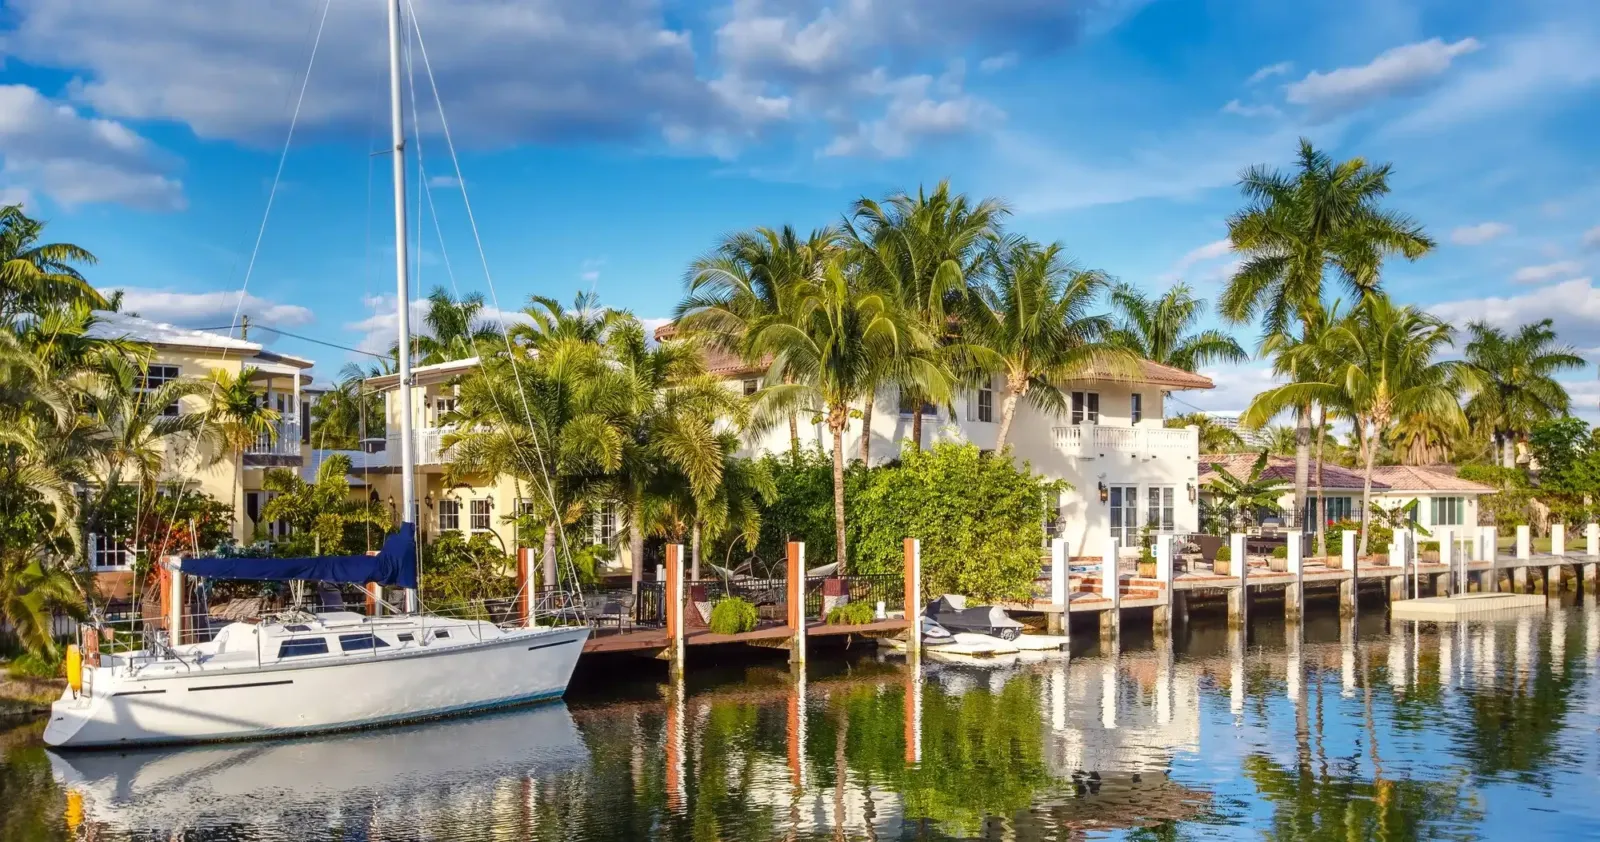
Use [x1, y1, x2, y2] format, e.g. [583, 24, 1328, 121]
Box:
[155, 0, 331, 566]
[406, 1, 586, 601]
[406, 0, 588, 604]
[186, 325, 389, 359]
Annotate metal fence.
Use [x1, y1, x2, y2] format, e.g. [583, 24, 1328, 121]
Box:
[802, 574, 903, 619]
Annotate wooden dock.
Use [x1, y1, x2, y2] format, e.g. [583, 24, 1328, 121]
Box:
[584, 617, 908, 656]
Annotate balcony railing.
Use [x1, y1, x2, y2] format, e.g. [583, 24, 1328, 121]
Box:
[245, 418, 302, 457]
[386, 425, 462, 465]
[1052, 423, 1197, 458]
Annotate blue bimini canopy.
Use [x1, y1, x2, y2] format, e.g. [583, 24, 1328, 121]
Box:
[181, 524, 418, 588]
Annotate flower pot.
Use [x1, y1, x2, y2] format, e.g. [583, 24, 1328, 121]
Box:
[1268, 557, 1288, 573]
[1213, 559, 1232, 577]
[1137, 561, 1157, 579]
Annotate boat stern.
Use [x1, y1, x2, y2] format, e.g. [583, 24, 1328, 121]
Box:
[42, 688, 104, 749]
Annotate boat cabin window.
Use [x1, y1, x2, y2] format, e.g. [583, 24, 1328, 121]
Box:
[433, 629, 450, 639]
[339, 633, 390, 652]
[396, 633, 414, 642]
[279, 638, 330, 658]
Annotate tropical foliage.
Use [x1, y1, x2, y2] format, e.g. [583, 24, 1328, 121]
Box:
[1203, 451, 1289, 530]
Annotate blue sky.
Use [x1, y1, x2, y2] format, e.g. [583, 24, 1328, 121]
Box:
[2, 0, 1599, 416]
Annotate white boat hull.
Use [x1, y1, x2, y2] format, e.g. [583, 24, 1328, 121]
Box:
[45, 624, 589, 749]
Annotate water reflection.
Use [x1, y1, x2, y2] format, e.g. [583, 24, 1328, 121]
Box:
[2, 601, 1598, 840]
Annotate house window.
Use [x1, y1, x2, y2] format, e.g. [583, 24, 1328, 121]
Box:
[246, 490, 290, 538]
[1131, 393, 1144, 424]
[977, 379, 994, 423]
[742, 378, 759, 397]
[140, 364, 182, 417]
[898, 388, 936, 417]
[437, 498, 461, 531]
[1108, 485, 1138, 547]
[1042, 494, 1061, 548]
[88, 534, 131, 570]
[1304, 496, 1354, 525]
[514, 498, 537, 516]
[1071, 391, 1100, 424]
[469, 499, 492, 532]
[1145, 486, 1175, 532]
[592, 502, 617, 547]
[1431, 496, 1466, 527]
[432, 396, 458, 426]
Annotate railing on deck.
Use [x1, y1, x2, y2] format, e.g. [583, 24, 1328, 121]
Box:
[1051, 424, 1198, 458]
[245, 417, 303, 457]
[803, 573, 903, 619]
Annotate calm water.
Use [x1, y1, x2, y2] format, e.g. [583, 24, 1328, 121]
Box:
[5, 602, 1600, 841]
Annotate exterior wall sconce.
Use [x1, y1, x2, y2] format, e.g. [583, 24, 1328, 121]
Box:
[424, 491, 434, 510]
[1097, 481, 1108, 504]
[1186, 482, 1197, 503]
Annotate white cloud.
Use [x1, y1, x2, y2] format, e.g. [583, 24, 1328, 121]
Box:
[0, 185, 33, 207]
[1182, 363, 1281, 416]
[427, 174, 460, 189]
[0, 84, 183, 210]
[102, 287, 313, 331]
[1430, 278, 1600, 348]
[1173, 239, 1233, 273]
[345, 293, 528, 355]
[578, 257, 605, 284]
[979, 52, 1019, 73]
[1285, 37, 1481, 116]
[1221, 99, 1280, 118]
[1246, 61, 1293, 85]
[1583, 225, 1600, 250]
[820, 65, 1000, 158]
[1449, 221, 1512, 245]
[1390, 28, 1600, 133]
[1512, 260, 1583, 284]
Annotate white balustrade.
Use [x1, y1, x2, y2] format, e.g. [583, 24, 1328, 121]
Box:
[1050, 424, 1198, 458]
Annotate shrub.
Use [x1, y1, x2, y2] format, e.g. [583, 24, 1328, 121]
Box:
[1271, 545, 1288, 559]
[850, 442, 1067, 603]
[7, 650, 64, 680]
[1327, 519, 1392, 555]
[1215, 545, 1231, 562]
[825, 600, 876, 626]
[709, 597, 758, 634]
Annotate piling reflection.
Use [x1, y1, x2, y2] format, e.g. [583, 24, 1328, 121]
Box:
[1, 602, 1597, 840]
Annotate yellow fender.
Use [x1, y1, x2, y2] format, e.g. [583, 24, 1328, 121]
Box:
[66, 644, 82, 694]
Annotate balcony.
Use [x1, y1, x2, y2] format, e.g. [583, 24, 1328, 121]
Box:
[243, 418, 303, 465]
[1052, 424, 1197, 459]
[386, 425, 463, 466]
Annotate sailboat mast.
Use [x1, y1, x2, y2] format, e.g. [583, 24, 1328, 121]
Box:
[387, 0, 418, 613]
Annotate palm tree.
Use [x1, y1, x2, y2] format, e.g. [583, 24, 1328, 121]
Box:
[0, 204, 102, 324]
[1203, 451, 1289, 530]
[309, 362, 387, 450]
[1258, 424, 1300, 456]
[204, 366, 280, 532]
[398, 287, 502, 365]
[847, 181, 1008, 449]
[961, 237, 1135, 451]
[1167, 412, 1245, 452]
[80, 360, 221, 496]
[0, 559, 84, 657]
[260, 453, 391, 554]
[679, 225, 840, 457]
[1107, 282, 1247, 372]
[1461, 319, 1584, 468]
[511, 291, 625, 352]
[1246, 295, 1465, 555]
[1221, 139, 1434, 529]
[749, 256, 936, 572]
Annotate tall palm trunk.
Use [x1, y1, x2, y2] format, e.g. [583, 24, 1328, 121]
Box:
[789, 414, 801, 458]
[1502, 433, 1516, 469]
[1358, 418, 1377, 558]
[994, 377, 1025, 452]
[690, 521, 702, 580]
[1314, 407, 1328, 558]
[828, 406, 848, 573]
[630, 504, 645, 594]
[859, 391, 873, 464]
[910, 393, 923, 451]
[1292, 404, 1311, 529]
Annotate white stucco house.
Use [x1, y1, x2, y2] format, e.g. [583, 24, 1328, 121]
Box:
[1197, 454, 1497, 532]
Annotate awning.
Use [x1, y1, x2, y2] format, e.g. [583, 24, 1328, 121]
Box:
[179, 524, 417, 588]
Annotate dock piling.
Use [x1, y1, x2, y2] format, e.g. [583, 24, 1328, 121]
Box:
[1339, 529, 1357, 617]
[904, 538, 923, 654]
[1099, 538, 1120, 644]
[1390, 528, 1410, 603]
[1227, 533, 1247, 628]
[786, 542, 806, 665]
[1284, 529, 1304, 622]
[665, 543, 685, 678]
[1515, 525, 1531, 593]
[1481, 526, 1499, 593]
[1048, 537, 1067, 635]
[1153, 534, 1174, 633]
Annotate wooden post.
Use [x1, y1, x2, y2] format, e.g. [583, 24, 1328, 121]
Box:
[1515, 525, 1531, 593]
[365, 582, 381, 617]
[1048, 538, 1068, 635]
[787, 670, 807, 790]
[1340, 529, 1357, 617]
[665, 543, 685, 677]
[1099, 538, 1120, 643]
[1552, 523, 1567, 594]
[1284, 530, 1304, 622]
[1227, 533, 1247, 629]
[903, 538, 922, 657]
[163, 556, 184, 645]
[786, 542, 806, 665]
[1585, 523, 1599, 594]
[517, 547, 535, 627]
[1153, 535, 1174, 632]
[1438, 528, 1454, 596]
[903, 661, 921, 765]
[1390, 527, 1409, 602]
[1481, 526, 1498, 593]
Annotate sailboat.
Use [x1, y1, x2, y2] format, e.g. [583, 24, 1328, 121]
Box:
[43, 0, 589, 749]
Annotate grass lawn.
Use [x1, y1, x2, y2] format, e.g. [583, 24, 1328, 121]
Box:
[1495, 535, 1555, 553]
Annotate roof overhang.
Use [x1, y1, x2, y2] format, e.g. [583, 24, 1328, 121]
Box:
[365, 356, 481, 392]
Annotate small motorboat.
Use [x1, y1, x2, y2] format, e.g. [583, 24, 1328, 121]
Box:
[925, 595, 1025, 641]
[919, 616, 958, 647]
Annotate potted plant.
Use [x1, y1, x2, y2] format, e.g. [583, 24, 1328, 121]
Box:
[1213, 544, 1232, 577]
[1137, 525, 1157, 578]
[1268, 544, 1289, 572]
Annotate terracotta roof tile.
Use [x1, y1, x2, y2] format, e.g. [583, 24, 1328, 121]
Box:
[1368, 465, 1496, 493]
[1197, 453, 1383, 490]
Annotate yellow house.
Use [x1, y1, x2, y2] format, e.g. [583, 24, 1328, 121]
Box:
[84, 312, 316, 581]
[359, 358, 633, 575]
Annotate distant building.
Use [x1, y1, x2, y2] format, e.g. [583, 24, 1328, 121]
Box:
[1191, 410, 1267, 448]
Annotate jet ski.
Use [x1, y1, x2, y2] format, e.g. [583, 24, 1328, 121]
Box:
[919, 615, 958, 647]
[925, 594, 1024, 641]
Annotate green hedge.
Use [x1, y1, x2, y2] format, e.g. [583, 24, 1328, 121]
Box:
[709, 597, 758, 634]
[825, 601, 876, 626]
